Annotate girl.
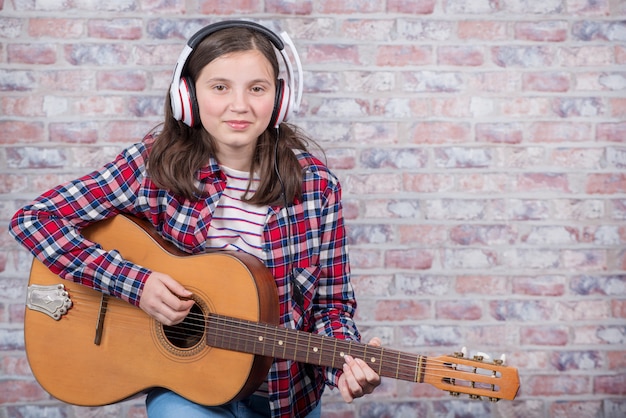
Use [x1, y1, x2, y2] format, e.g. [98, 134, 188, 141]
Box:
[10, 21, 380, 418]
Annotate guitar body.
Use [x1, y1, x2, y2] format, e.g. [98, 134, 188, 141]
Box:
[25, 215, 279, 406]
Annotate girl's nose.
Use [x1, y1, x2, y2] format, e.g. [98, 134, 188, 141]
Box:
[229, 89, 249, 112]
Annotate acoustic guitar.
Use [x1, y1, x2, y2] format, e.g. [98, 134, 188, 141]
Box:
[24, 214, 520, 406]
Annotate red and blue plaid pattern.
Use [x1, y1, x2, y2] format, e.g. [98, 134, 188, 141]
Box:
[9, 138, 360, 418]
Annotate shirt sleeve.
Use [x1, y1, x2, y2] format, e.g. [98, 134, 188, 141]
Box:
[8, 143, 152, 306]
[310, 171, 361, 388]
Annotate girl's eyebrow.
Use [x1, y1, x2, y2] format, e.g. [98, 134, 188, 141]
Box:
[204, 77, 273, 85]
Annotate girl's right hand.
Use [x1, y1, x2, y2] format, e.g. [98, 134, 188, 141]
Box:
[139, 272, 195, 326]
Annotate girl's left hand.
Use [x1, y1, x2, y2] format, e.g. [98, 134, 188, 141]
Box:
[337, 337, 382, 402]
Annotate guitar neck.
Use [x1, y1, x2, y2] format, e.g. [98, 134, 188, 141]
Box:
[206, 313, 425, 382]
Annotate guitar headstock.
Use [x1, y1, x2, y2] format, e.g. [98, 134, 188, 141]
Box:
[423, 348, 520, 401]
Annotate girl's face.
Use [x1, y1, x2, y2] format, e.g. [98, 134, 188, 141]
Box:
[195, 50, 276, 170]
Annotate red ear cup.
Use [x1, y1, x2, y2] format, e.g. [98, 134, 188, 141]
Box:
[178, 76, 200, 127]
[270, 78, 290, 129]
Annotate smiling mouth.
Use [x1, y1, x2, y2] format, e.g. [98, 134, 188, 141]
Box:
[226, 120, 252, 130]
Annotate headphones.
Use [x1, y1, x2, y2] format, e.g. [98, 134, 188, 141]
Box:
[169, 20, 303, 129]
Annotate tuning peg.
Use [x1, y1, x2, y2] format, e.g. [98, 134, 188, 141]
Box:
[453, 346, 468, 358]
[494, 354, 506, 365]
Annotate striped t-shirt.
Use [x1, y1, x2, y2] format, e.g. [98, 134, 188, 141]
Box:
[206, 165, 267, 260]
[208, 165, 270, 396]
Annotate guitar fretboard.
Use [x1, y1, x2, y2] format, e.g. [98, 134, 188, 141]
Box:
[206, 313, 427, 383]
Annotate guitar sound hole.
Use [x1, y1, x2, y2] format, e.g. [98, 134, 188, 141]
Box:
[162, 303, 205, 349]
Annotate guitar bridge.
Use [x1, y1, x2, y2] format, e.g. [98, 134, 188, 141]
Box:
[26, 284, 72, 320]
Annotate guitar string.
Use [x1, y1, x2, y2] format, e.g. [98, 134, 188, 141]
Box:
[53, 289, 507, 378]
[52, 289, 499, 379]
[44, 289, 508, 390]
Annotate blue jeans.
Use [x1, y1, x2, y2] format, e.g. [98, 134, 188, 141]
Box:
[146, 389, 322, 418]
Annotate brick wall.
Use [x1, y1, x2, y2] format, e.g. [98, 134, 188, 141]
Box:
[1, 0, 625, 417]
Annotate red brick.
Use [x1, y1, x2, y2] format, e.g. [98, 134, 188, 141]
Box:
[550, 401, 603, 418]
[28, 18, 83, 38]
[613, 300, 626, 318]
[597, 122, 626, 142]
[388, 0, 435, 14]
[450, 224, 517, 246]
[586, 173, 626, 194]
[1, 96, 44, 117]
[8, 44, 57, 64]
[457, 173, 509, 193]
[306, 44, 361, 64]
[529, 122, 592, 142]
[101, 121, 156, 143]
[0, 121, 45, 143]
[515, 21, 568, 42]
[456, 275, 509, 295]
[610, 98, 626, 116]
[517, 173, 570, 193]
[567, 0, 611, 15]
[398, 225, 447, 245]
[49, 122, 99, 144]
[266, 0, 313, 14]
[410, 122, 471, 144]
[436, 300, 482, 320]
[74, 95, 127, 117]
[0, 174, 28, 194]
[198, 0, 262, 13]
[0, 379, 48, 403]
[376, 45, 432, 66]
[402, 173, 455, 193]
[88, 19, 143, 40]
[437, 46, 484, 66]
[476, 123, 524, 143]
[617, 45, 626, 64]
[521, 326, 569, 345]
[385, 249, 434, 270]
[525, 375, 590, 396]
[523, 72, 571, 92]
[458, 21, 507, 40]
[607, 350, 626, 368]
[0, 354, 31, 376]
[513, 276, 566, 296]
[375, 300, 430, 321]
[348, 248, 383, 269]
[97, 70, 147, 91]
[325, 148, 356, 170]
[594, 373, 626, 395]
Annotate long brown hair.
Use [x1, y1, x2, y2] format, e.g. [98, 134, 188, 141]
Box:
[147, 26, 311, 207]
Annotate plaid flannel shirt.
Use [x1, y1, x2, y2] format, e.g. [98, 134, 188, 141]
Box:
[9, 139, 360, 418]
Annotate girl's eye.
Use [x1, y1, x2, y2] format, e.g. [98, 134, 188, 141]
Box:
[251, 86, 265, 93]
[213, 85, 227, 92]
